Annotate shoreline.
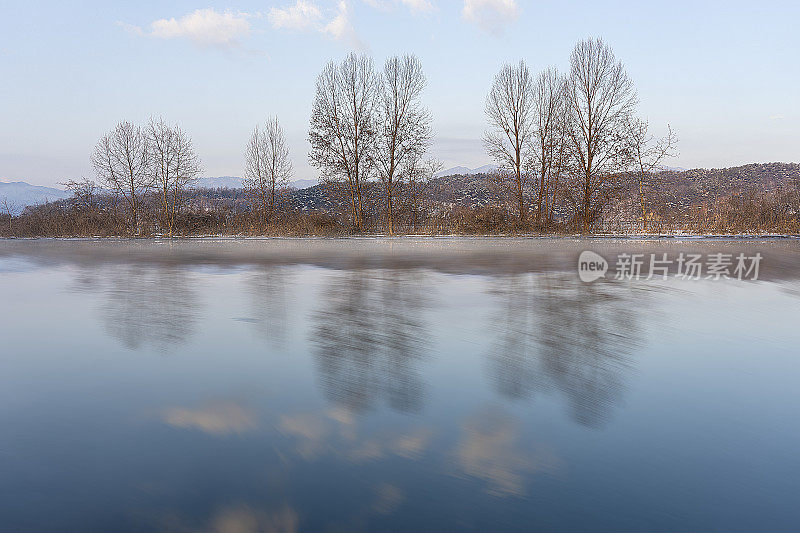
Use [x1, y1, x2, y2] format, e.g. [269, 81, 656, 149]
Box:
[2, 233, 800, 242]
[3, 236, 799, 282]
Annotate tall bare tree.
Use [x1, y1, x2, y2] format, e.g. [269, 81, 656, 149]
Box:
[565, 38, 637, 232]
[309, 53, 379, 232]
[626, 119, 677, 231]
[531, 67, 569, 225]
[148, 117, 201, 237]
[91, 121, 151, 234]
[244, 117, 293, 229]
[484, 60, 535, 222]
[374, 55, 431, 234]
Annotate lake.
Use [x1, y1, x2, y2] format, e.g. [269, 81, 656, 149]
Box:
[1, 238, 799, 531]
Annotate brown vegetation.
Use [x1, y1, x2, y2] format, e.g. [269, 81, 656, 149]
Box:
[2, 173, 799, 237]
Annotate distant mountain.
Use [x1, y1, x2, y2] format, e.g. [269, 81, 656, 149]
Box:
[192, 176, 319, 190]
[290, 179, 318, 189]
[434, 165, 499, 178]
[434, 166, 471, 178]
[471, 164, 500, 174]
[0, 181, 70, 215]
[192, 176, 244, 189]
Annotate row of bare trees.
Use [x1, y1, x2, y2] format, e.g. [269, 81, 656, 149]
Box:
[484, 38, 677, 232]
[309, 53, 434, 234]
[90, 118, 202, 235]
[87, 41, 671, 236]
[240, 42, 678, 235]
[15, 39, 690, 237]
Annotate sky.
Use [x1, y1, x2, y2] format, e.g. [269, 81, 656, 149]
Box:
[1, 0, 798, 187]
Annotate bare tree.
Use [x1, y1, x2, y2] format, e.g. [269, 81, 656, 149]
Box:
[244, 117, 293, 229]
[564, 38, 637, 232]
[626, 119, 677, 231]
[484, 60, 535, 222]
[531, 67, 569, 225]
[404, 158, 440, 233]
[91, 121, 151, 235]
[543, 124, 570, 225]
[148, 118, 202, 237]
[309, 53, 379, 232]
[374, 55, 431, 234]
[61, 178, 99, 210]
[2, 197, 18, 235]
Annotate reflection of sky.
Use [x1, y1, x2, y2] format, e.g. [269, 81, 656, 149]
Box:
[1, 250, 800, 530]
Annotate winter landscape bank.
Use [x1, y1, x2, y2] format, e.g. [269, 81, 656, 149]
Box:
[3, 162, 799, 238]
[5, 39, 798, 238]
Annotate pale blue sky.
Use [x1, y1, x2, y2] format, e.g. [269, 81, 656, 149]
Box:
[1, 0, 798, 187]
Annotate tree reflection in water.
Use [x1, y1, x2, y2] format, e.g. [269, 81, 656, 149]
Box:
[488, 273, 648, 428]
[101, 265, 199, 352]
[245, 266, 290, 349]
[311, 268, 431, 414]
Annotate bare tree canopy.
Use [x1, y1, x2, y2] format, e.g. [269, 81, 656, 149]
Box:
[309, 53, 379, 231]
[90, 121, 151, 234]
[374, 54, 432, 234]
[404, 157, 441, 233]
[148, 117, 202, 237]
[245, 116, 293, 228]
[627, 119, 677, 230]
[531, 67, 569, 224]
[1, 197, 18, 234]
[484, 60, 536, 222]
[61, 178, 99, 210]
[565, 37, 638, 232]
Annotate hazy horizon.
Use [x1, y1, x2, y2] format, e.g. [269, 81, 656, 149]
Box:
[2, 0, 798, 187]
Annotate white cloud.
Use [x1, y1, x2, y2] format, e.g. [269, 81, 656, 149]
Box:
[362, 0, 435, 15]
[401, 0, 435, 14]
[268, 1, 366, 49]
[770, 114, 785, 121]
[124, 8, 252, 48]
[324, 1, 366, 49]
[462, 0, 519, 35]
[269, 1, 323, 30]
[116, 21, 144, 37]
[362, 0, 387, 9]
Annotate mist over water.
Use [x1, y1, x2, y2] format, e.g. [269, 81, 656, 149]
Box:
[1, 238, 799, 531]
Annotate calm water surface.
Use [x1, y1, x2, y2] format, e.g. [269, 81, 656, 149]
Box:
[1, 238, 799, 531]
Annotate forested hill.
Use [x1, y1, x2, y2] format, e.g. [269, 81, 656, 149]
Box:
[177, 162, 800, 215]
[424, 163, 800, 206]
[653, 162, 800, 207]
[349, 162, 800, 211]
[25, 162, 797, 216]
